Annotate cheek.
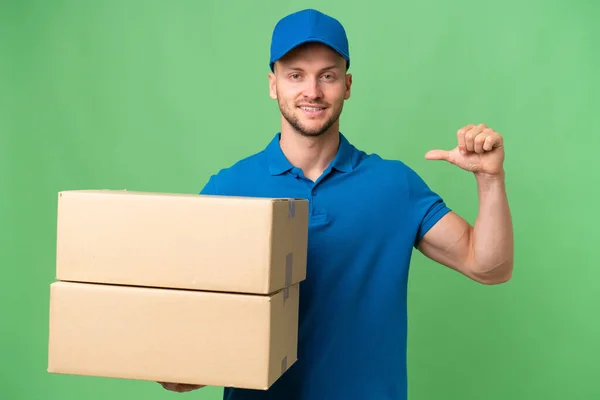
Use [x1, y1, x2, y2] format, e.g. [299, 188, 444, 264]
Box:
[326, 87, 347, 103]
[325, 82, 348, 97]
[277, 88, 300, 102]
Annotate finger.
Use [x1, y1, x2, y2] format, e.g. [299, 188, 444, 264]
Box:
[457, 124, 472, 154]
[464, 124, 484, 152]
[424, 149, 451, 161]
[171, 384, 188, 393]
[484, 132, 503, 151]
[474, 129, 493, 153]
[180, 384, 205, 392]
[158, 382, 175, 391]
[177, 385, 193, 393]
[158, 382, 186, 392]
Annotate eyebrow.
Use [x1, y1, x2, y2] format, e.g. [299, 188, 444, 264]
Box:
[285, 65, 341, 73]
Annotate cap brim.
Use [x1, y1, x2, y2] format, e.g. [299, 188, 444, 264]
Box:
[270, 38, 350, 71]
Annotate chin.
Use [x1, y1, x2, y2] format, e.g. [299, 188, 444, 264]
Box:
[299, 130, 327, 137]
[280, 105, 339, 137]
[298, 124, 334, 137]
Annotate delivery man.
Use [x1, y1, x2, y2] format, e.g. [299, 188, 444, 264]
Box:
[160, 8, 513, 400]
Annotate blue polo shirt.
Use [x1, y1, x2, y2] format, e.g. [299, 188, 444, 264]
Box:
[200, 132, 451, 400]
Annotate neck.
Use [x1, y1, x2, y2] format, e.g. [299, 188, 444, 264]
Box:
[279, 125, 340, 182]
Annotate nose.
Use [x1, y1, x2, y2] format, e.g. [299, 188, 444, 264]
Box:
[302, 77, 323, 100]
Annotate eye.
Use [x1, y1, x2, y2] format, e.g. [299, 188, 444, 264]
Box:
[321, 73, 335, 81]
[290, 73, 301, 80]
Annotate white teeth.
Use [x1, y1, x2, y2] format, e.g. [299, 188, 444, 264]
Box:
[301, 107, 323, 112]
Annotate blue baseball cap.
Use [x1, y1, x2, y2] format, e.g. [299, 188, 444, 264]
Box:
[269, 9, 350, 72]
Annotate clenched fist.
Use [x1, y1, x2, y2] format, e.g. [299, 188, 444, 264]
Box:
[425, 123, 505, 177]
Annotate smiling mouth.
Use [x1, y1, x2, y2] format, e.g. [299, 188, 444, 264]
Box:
[298, 106, 327, 116]
[300, 106, 325, 111]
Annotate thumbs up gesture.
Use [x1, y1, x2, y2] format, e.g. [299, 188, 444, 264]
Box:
[424, 124, 505, 177]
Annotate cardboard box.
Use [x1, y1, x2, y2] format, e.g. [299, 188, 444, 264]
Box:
[55, 190, 308, 294]
[47, 281, 300, 389]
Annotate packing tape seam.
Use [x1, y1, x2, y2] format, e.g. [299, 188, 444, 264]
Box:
[285, 253, 293, 288]
[281, 355, 288, 374]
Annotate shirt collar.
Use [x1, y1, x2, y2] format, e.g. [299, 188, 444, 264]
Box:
[266, 132, 356, 176]
[330, 133, 355, 173]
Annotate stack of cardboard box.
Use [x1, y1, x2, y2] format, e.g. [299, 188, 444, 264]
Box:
[47, 189, 309, 390]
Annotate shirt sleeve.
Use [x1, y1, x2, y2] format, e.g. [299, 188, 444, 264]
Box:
[406, 166, 452, 247]
[199, 175, 218, 195]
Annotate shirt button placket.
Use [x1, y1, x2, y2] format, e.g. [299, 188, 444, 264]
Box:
[310, 186, 318, 217]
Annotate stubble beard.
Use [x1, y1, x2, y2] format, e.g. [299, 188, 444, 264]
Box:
[278, 98, 343, 138]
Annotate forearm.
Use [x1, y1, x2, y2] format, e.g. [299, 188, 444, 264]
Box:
[469, 171, 514, 281]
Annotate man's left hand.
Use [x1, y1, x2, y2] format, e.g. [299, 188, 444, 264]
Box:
[424, 123, 505, 177]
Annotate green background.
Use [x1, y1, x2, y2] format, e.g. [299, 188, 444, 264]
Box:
[2, 0, 598, 399]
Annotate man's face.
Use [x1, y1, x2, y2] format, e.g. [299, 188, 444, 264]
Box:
[269, 42, 352, 137]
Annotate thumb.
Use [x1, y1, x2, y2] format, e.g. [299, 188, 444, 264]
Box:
[424, 149, 451, 161]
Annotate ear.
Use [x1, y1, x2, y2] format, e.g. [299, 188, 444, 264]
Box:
[344, 73, 352, 100]
[268, 72, 277, 100]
